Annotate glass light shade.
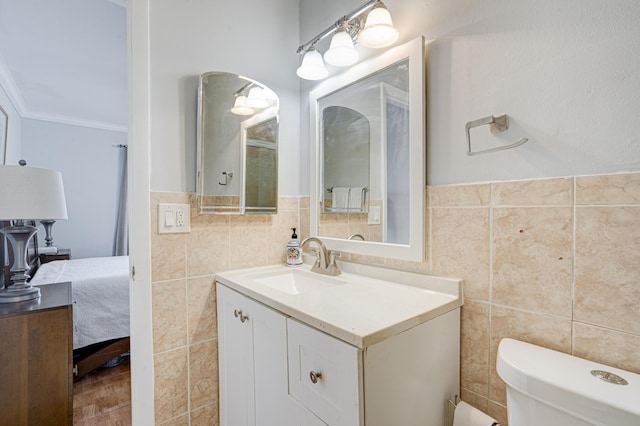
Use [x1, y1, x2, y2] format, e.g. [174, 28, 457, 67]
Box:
[230, 95, 255, 116]
[0, 166, 68, 220]
[323, 31, 359, 67]
[357, 4, 399, 48]
[296, 49, 329, 80]
[245, 87, 269, 109]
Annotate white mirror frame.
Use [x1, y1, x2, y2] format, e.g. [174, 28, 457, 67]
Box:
[309, 36, 425, 261]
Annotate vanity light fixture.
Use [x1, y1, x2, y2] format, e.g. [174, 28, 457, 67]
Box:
[296, 0, 399, 80]
[230, 94, 255, 116]
[245, 86, 269, 109]
[296, 47, 329, 80]
[324, 25, 359, 67]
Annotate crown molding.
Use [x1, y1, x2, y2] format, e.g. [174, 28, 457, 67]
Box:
[0, 55, 127, 133]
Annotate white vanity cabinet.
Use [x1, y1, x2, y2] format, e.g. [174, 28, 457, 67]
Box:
[217, 272, 461, 426]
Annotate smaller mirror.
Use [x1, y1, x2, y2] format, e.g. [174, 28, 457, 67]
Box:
[197, 72, 279, 214]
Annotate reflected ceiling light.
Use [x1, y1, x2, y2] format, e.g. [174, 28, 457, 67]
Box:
[295, 0, 399, 80]
[357, 1, 399, 48]
[296, 48, 329, 80]
[230, 95, 254, 116]
[324, 29, 359, 67]
[245, 86, 269, 108]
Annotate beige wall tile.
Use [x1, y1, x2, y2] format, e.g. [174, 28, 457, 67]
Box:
[575, 206, 640, 334]
[492, 207, 573, 317]
[190, 340, 219, 410]
[489, 306, 572, 404]
[299, 196, 310, 209]
[430, 183, 491, 207]
[576, 172, 640, 205]
[158, 414, 189, 426]
[278, 196, 299, 211]
[187, 215, 230, 277]
[432, 207, 490, 300]
[488, 402, 507, 426]
[153, 279, 188, 353]
[460, 301, 490, 396]
[299, 208, 310, 241]
[154, 348, 189, 423]
[190, 404, 219, 426]
[493, 177, 573, 206]
[229, 215, 268, 269]
[267, 209, 300, 265]
[188, 276, 217, 345]
[151, 232, 186, 282]
[459, 389, 488, 413]
[574, 323, 640, 375]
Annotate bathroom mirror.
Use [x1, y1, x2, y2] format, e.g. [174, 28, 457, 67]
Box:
[310, 36, 425, 261]
[197, 71, 279, 214]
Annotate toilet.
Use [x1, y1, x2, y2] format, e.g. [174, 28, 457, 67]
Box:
[497, 338, 640, 425]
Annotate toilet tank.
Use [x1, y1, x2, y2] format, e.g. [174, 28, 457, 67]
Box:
[497, 338, 640, 426]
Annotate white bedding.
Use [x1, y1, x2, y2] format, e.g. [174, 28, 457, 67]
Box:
[31, 256, 130, 349]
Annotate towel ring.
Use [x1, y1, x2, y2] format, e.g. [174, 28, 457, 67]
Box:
[466, 114, 529, 156]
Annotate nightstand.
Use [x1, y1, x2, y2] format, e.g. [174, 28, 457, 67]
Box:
[40, 248, 71, 264]
[0, 282, 73, 425]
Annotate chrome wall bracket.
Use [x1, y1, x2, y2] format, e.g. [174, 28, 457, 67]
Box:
[466, 114, 529, 156]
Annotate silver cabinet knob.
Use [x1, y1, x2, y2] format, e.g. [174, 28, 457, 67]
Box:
[233, 309, 249, 323]
[309, 371, 322, 384]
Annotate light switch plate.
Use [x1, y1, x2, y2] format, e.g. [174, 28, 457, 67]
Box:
[368, 206, 381, 225]
[158, 203, 191, 234]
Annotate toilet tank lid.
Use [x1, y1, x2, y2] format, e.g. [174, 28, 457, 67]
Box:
[497, 338, 640, 421]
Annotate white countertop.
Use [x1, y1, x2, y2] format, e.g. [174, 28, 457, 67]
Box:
[215, 260, 463, 349]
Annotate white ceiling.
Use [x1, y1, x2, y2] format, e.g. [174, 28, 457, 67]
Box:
[0, 0, 127, 132]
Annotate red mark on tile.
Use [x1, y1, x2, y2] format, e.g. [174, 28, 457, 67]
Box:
[519, 229, 524, 234]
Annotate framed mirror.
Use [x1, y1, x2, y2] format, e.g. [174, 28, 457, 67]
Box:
[197, 72, 279, 214]
[309, 36, 425, 261]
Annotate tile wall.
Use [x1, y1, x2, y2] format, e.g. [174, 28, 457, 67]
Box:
[150, 193, 306, 425]
[149, 172, 640, 425]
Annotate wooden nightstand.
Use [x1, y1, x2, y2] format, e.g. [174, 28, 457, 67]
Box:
[0, 282, 73, 425]
[39, 248, 71, 264]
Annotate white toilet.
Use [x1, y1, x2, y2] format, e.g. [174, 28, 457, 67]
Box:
[497, 338, 640, 425]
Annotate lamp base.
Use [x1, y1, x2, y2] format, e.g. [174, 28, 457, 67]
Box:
[0, 286, 40, 303]
[0, 222, 41, 303]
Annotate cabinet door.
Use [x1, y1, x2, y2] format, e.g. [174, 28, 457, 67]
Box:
[250, 296, 290, 426]
[217, 283, 255, 426]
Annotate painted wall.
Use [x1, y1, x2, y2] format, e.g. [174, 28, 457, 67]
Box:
[149, 0, 301, 196]
[21, 119, 126, 258]
[300, 0, 640, 186]
[0, 85, 21, 165]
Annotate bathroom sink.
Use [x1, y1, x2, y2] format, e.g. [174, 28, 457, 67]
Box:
[245, 268, 346, 295]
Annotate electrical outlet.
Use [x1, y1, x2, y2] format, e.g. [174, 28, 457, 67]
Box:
[158, 203, 191, 234]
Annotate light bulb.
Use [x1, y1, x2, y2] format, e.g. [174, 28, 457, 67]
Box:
[296, 49, 329, 80]
[357, 3, 399, 48]
[230, 95, 254, 116]
[324, 31, 359, 67]
[245, 87, 269, 108]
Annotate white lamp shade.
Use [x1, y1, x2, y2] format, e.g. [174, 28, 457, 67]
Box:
[296, 49, 329, 80]
[245, 87, 269, 109]
[357, 5, 399, 48]
[230, 95, 255, 116]
[0, 166, 68, 220]
[324, 31, 359, 67]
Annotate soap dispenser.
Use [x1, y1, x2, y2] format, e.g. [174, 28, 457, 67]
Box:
[287, 228, 303, 266]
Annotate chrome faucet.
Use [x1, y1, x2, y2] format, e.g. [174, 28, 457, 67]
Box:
[348, 233, 365, 241]
[300, 237, 341, 276]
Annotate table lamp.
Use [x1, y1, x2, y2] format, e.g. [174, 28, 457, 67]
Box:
[0, 165, 68, 303]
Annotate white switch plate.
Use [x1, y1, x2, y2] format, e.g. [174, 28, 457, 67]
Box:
[158, 203, 191, 234]
[368, 206, 381, 225]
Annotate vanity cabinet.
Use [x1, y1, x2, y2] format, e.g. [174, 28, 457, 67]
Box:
[217, 279, 460, 426]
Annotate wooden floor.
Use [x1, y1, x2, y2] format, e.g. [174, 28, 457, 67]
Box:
[73, 356, 132, 425]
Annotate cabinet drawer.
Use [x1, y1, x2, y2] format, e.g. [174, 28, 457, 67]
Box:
[287, 319, 363, 425]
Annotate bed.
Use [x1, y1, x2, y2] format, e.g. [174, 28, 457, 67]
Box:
[30, 255, 130, 381]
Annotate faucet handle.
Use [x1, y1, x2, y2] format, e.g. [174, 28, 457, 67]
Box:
[326, 251, 342, 276]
